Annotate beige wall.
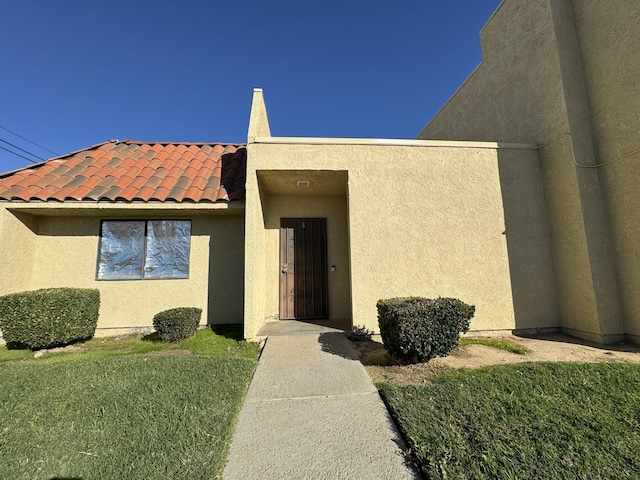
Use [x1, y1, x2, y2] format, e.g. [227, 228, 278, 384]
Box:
[0, 205, 244, 332]
[419, 0, 629, 343]
[244, 141, 536, 338]
[497, 149, 558, 330]
[571, 1, 640, 341]
[420, 0, 566, 144]
[0, 208, 37, 295]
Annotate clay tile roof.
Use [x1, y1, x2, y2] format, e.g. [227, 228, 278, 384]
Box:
[0, 140, 247, 203]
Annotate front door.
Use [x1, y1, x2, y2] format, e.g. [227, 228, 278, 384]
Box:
[279, 218, 328, 320]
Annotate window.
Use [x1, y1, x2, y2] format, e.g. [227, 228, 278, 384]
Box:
[97, 220, 191, 280]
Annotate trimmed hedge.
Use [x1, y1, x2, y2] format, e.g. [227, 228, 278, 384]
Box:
[153, 307, 202, 343]
[377, 297, 475, 362]
[0, 288, 100, 349]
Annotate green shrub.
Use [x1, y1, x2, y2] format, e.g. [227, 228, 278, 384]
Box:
[0, 288, 100, 349]
[377, 297, 475, 362]
[153, 307, 202, 343]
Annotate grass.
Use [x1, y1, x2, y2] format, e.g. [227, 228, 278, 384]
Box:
[0, 326, 259, 479]
[0, 325, 260, 362]
[458, 337, 527, 355]
[0, 344, 33, 362]
[379, 362, 640, 479]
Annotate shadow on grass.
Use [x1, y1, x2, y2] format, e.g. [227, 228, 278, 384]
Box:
[4, 335, 93, 351]
[4, 341, 31, 351]
[209, 324, 244, 341]
[515, 331, 640, 354]
[141, 332, 162, 343]
[140, 325, 245, 343]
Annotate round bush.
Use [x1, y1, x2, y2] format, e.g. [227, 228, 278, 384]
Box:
[152, 307, 202, 343]
[377, 297, 475, 362]
[0, 288, 100, 349]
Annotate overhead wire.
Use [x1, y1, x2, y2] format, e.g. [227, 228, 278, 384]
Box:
[0, 124, 58, 156]
[0, 145, 38, 164]
[0, 138, 47, 162]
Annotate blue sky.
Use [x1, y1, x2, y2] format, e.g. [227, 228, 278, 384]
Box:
[0, 1, 501, 172]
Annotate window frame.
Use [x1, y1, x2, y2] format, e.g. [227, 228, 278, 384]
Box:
[96, 219, 192, 281]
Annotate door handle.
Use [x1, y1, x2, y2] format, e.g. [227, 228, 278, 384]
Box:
[282, 264, 287, 274]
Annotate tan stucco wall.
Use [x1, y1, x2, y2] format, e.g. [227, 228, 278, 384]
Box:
[0, 208, 37, 295]
[245, 141, 527, 338]
[496, 148, 557, 330]
[0, 205, 244, 332]
[571, 1, 640, 341]
[418, 0, 626, 343]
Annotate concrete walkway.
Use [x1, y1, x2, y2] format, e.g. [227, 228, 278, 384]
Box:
[223, 321, 420, 479]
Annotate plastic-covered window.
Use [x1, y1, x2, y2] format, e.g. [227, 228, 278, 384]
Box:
[97, 220, 191, 280]
[144, 220, 190, 279]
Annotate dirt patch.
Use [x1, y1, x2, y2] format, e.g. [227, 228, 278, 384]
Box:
[350, 332, 640, 385]
[33, 344, 84, 358]
[146, 349, 192, 356]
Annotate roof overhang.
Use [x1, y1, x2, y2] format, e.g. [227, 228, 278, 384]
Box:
[257, 170, 348, 196]
[3, 201, 244, 217]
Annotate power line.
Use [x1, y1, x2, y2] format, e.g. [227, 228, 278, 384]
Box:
[0, 124, 58, 156]
[0, 145, 38, 164]
[0, 138, 47, 162]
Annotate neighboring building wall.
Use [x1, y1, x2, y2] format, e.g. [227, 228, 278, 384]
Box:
[419, 0, 627, 343]
[0, 207, 244, 332]
[244, 140, 545, 338]
[571, 1, 640, 342]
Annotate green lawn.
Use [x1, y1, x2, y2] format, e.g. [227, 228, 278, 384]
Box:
[0, 328, 259, 479]
[379, 362, 640, 480]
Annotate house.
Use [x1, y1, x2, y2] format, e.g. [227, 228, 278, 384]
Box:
[0, 97, 526, 340]
[0, 142, 247, 336]
[0, 0, 637, 344]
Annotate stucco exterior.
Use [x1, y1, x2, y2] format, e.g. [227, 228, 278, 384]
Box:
[1, 1, 634, 344]
[419, 0, 638, 343]
[0, 203, 244, 333]
[242, 90, 551, 338]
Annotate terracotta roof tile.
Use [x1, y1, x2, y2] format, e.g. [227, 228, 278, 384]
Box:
[138, 166, 157, 179]
[113, 175, 133, 190]
[151, 186, 171, 200]
[0, 140, 246, 203]
[190, 175, 209, 191]
[184, 185, 203, 202]
[158, 176, 177, 191]
[81, 175, 104, 190]
[135, 186, 155, 202]
[128, 176, 149, 191]
[1, 185, 25, 199]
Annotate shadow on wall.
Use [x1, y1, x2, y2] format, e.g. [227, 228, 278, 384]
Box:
[497, 148, 559, 331]
[9, 210, 97, 237]
[199, 217, 244, 326]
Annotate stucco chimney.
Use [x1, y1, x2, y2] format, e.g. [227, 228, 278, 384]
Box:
[248, 88, 271, 142]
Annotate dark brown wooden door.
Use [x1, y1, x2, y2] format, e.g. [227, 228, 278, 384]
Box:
[279, 218, 328, 320]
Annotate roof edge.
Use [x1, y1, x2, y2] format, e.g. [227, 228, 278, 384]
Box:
[252, 136, 537, 150]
